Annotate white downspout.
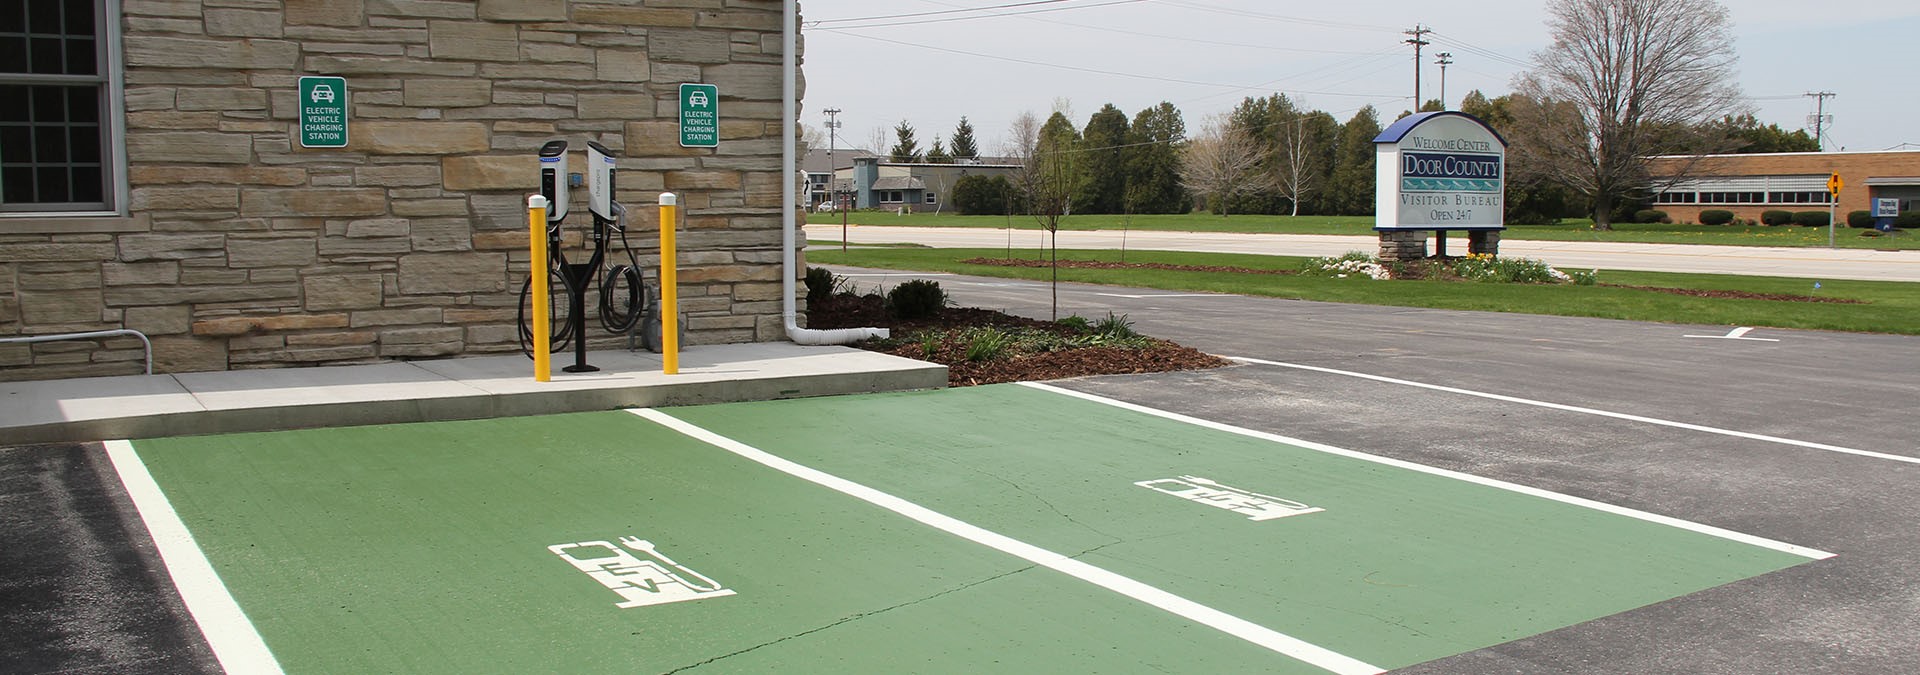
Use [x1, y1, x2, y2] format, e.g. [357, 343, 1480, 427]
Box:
[783, 0, 888, 345]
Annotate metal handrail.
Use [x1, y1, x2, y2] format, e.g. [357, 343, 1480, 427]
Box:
[0, 329, 153, 375]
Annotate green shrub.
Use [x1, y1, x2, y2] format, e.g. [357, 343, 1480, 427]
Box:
[951, 175, 1022, 215]
[1452, 254, 1572, 284]
[1760, 210, 1793, 226]
[963, 327, 1011, 362]
[1056, 315, 1092, 332]
[1847, 210, 1874, 228]
[1791, 211, 1830, 227]
[803, 266, 845, 303]
[1897, 211, 1920, 229]
[1634, 209, 1668, 224]
[886, 279, 948, 319]
[1698, 209, 1735, 225]
[1091, 312, 1137, 339]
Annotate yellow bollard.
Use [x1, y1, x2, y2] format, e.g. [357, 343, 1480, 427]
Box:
[527, 194, 552, 382]
[660, 192, 679, 375]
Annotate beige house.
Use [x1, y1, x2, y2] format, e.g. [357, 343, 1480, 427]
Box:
[1, 0, 801, 381]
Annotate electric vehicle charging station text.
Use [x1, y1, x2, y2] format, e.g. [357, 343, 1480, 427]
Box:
[519, 139, 653, 374]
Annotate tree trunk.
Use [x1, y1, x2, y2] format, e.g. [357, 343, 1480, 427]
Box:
[1591, 191, 1614, 231]
[1049, 229, 1058, 320]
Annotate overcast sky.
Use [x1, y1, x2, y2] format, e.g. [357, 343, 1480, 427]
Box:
[800, 0, 1920, 156]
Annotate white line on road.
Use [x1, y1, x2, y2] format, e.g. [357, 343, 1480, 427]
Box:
[1684, 327, 1781, 342]
[104, 440, 284, 674]
[1021, 382, 1834, 561]
[1094, 293, 1227, 299]
[629, 408, 1385, 675]
[1227, 356, 1917, 467]
[836, 272, 954, 277]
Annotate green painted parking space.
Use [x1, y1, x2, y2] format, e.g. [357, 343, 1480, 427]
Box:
[661, 384, 1819, 670]
[124, 384, 1822, 673]
[131, 412, 1314, 674]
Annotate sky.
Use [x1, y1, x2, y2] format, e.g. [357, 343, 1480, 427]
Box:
[799, 0, 1920, 157]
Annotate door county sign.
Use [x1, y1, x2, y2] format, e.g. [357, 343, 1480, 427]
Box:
[298, 76, 348, 148]
[1374, 111, 1508, 230]
[679, 83, 719, 148]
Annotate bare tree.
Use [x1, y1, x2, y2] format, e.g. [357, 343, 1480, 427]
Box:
[1007, 111, 1082, 319]
[1179, 115, 1271, 218]
[865, 126, 890, 157]
[1512, 0, 1746, 230]
[799, 123, 825, 152]
[1272, 115, 1317, 217]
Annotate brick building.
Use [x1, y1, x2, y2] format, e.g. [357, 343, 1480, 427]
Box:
[1648, 150, 1920, 222]
[1, 0, 801, 381]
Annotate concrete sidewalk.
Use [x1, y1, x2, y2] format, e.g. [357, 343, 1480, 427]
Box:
[808, 224, 1920, 282]
[0, 342, 945, 445]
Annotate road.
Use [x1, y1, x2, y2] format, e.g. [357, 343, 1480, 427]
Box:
[806, 224, 1920, 282]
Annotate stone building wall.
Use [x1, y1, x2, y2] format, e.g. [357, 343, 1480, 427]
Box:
[0, 0, 795, 382]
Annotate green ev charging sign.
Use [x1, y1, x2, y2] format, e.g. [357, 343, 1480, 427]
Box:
[299, 76, 348, 148]
[678, 83, 719, 148]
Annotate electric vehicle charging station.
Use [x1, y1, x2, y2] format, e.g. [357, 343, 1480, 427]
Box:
[518, 140, 653, 373]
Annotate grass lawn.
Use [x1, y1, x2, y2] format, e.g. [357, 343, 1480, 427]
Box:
[805, 212, 1920, 250]
[804, 246, 1920, 335]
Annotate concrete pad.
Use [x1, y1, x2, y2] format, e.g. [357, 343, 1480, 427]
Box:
[2, 344, 945, 446]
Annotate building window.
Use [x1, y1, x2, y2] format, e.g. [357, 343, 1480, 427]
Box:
[0, 0, 117, 213]
[881, 190, 903, 203]
[924, 192, 937, 204]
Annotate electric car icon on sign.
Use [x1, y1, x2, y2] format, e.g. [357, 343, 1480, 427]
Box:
[310, 84, 335, 103]
[687, 90, 709, 108]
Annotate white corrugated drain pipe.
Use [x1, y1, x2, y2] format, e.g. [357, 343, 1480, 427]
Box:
[781, 1, 888, 346]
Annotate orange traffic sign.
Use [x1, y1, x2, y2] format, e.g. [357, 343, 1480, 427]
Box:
[1828, 173, 1843, 195]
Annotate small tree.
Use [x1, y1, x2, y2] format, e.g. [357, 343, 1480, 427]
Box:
[889, 119, 922, 162]
[1179, 115, 1271, 218]
[950, 117, 979, 161]
[1009, 111, 1085, 319]
[926, 137, 951, 164]
[1272, 115, 1318, 217]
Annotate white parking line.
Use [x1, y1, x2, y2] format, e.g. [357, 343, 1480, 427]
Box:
[1020, 382, 1834, 561]
[1227, 356, 1917, 467]
[104, 440, 284, 674]
[629, 408, 1385, 675]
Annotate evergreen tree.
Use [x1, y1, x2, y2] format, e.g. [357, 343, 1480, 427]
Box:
[1078, 104, 1131, 214]
[950, 117, 979, 160]
[1328, 106, 1382, 215]
[1125, 101, 1191, 214]
[889, 120, 922, 162]
[926, 137, 951, 163]
[1223, 94, 1297, 215]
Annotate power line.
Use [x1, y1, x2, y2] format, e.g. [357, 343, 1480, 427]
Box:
[1404, 25, 1431, 106]
[1149, 0, 1396, 33]
[815, 0, 1146, 30]
[812, 0, 1080, 26]
[1805, 91, 1836, 151]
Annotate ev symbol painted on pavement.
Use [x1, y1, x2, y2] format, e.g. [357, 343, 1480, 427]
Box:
[549, 537, 736, 608]
[1135, 475, 1324, 521]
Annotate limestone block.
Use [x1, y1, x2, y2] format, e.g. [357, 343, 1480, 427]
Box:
[124, 1, 204, 19]
[595, 50, 651, 83]
[130, 166, 307, 186]
[676, 265, 780, 284]
[241, 189, 388, 218]
[304, 55, 476, 77]
[286, 0, 365, 26]
[345, 218, 411, 238]
[470, 231, 527, 251]
[525, 42, 594, 64]
[286, 330, 377, 346]
[193, 313, 351, 337]
[392, 199, 468, 218]
[443, 307, 512, 323]
[350, 307, 443, 327]
[368, 0, 474, 19]
[572, 6, 695, 27]
[355, 164, 442, 186]
[104, 262, 181, 286]
[283, 345, 379, 362]
[179, 267, 251, 285]
[228, 237, 319, 268]
[18, 290, 104, 326]
[647, 29, 732, 64]
[303, 274, 385, 310]
[125, 305, 193, 335]
[127, 132, 253, 164]
[701, 63, 780, 102]
[357, 121, 490, 154]
[205, 9, 285, 37]
[131, 187, 242, 212]
[397, 252, 507, 294]
[125, 37, 300, 70]
[152, 336, 229, 374]
[696, 10, 780, 31]
[623, 120, 708, 158]
[478, 0, 565, 21]
[403, 79, 492, 107]
[665, 170, 744, 191]
[119, 234, 226, 262]
[319, 236, 411, 257]
[125, 88, 176, 111]
[442, 155, 533, 190]
[107, 283, 297, 306]
[408, 218, 473, 251]
[429, 21, 519, 61]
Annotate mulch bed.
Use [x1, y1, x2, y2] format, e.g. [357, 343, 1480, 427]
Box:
[808, 293, 1230, 387]
[1598, 284, 1864, 304]
[961, 257, 1295, 275]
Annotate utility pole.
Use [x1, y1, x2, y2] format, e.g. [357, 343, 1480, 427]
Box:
[1435, 52, 1453, 111]
[1804, 91, 1835, 151]
[823, 107, 845, 252]
[1404, 25, 1432, 109]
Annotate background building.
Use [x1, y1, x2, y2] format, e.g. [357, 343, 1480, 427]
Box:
[845, 156, 1021, 213]
[0, 0, 795, 381]
[1649, 150, 1920, 222]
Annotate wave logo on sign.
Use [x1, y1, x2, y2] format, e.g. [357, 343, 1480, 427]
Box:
[549, 537, 736, 609]
[1135, 475, 1324, 521]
